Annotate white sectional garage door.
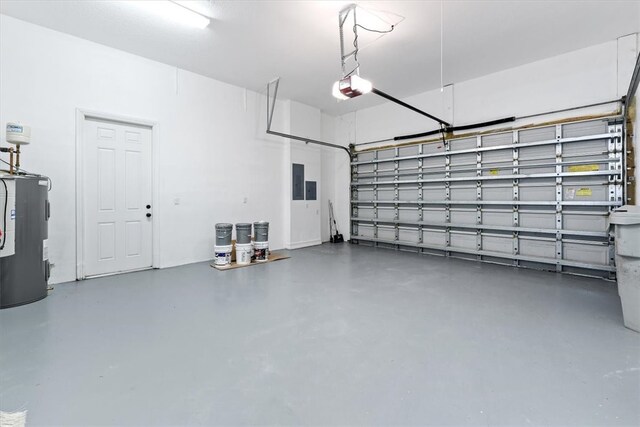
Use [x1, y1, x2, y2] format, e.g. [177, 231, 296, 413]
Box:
[350, 116, 625, 278]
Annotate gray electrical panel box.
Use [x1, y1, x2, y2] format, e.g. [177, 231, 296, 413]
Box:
[0, 175, 50, 309]
[305, 181, 317, 200]
[292, 163, 304, 200]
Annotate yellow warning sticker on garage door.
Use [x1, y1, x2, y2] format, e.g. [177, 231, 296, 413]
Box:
[576, 187, 592, 196]
[568, 164, 599, 172]
[489, 169, 499, 175]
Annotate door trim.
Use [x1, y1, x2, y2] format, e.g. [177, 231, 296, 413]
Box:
[75, 109, 160, 280]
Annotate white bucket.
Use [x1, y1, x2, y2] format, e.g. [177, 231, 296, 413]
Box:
[235, 243, 252, 265]
[214, 244, 232, 266]
[254, 241, 269, 262]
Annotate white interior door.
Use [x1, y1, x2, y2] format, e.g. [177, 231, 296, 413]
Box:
[83, 117, 153, 277]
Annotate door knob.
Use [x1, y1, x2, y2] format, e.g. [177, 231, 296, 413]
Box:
[146, 213, 152, 218]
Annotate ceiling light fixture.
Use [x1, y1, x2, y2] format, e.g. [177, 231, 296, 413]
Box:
[332, 75, 373, 100]
[134, 1, 210, 29]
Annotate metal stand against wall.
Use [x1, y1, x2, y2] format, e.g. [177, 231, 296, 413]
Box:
[350, 116, 625, 278]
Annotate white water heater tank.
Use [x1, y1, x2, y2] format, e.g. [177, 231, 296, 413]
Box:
[0, 176, 16, 258]
[6, 122, 31, 145]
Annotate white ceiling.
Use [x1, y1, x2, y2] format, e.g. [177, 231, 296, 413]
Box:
[1, 1, 639, 115]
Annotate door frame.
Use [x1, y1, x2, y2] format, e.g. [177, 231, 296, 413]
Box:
[75, 109, 160, 280]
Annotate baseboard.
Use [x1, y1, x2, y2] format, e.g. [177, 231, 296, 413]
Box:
[287, 239, 322, 250]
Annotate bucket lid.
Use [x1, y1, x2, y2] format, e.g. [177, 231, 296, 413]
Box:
[235, 223, 252, 228]
[215, 223, 233, 229]
[609, 205, 640, 225]
[254, 221, 269, 226]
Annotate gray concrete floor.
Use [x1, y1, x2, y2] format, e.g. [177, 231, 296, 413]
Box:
[1, 244, 639, 426]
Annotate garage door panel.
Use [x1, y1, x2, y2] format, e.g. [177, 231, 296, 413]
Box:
[358, 164, 375, 173]
[519, 126, 556, 143]
[563, 213, 607, 232]
[519, 145, 555, 160]
[378, 209, 396, 221]
[451, 153, 476, 166]
[399, 209, 420, 222]
[562, 159, 605, 173]
[423, 185, 446, 199]
[563, 184, 607, 202]
[483, 186, 513, 201]
[522, 165, 556, 175]
[450, 170, 478, 179]
[450, 186, 477, 200]
[423, 143, 444, 155]
[482, 210, 513, 227]
[450, 232, 476, 250]
[450, 210, 477, 225]
[424, 158, 445, 169]
[358, 225, 375, 238]
[399, 159, 419, 169]
[482, 133, 512, 147]
[483, 235, 513, 253]
[520, 211, 555, 229]
[423, 208, 446, 223]
[423, 229, 446, 246]
[377, 189, 395, 201]
[519, 239, 555, 258]
[450, 138, 476, 151]
[357, 189, 373, 200]
[399, 146, 419, 157]
[399, 228, 418, 243]
[377, 227, 396, 241]
[562, 120, 608, 138]
[563, 242, 609, 265]
[483, 150, 512, 164]
[351, 117, 623, 278]
[563, 139, 607, 157]
[399, 188, 418, 200]
[358, 207, 374, 219]
[520, 184, 555, 201]
[377, 149, 396, 160]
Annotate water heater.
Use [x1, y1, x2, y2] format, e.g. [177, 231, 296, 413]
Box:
[0, 176, 50, 308]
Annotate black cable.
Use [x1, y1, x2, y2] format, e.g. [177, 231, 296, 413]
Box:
[393, 117, 516, 141]
[0, 179, 7, 251]
[392, 129, 442, 141]
[449, 116, 516, 132]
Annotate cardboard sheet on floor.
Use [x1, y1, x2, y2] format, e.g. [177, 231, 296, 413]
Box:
[211, 252, 290, 271]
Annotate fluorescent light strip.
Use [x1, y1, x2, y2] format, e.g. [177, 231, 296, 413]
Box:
[133, 1, 210, 29]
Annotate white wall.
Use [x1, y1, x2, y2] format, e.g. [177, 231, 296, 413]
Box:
[320, 113, 337, 242]
[288, 101, 322, 248]
[0, 15, 325, 284]
[336, 38, 639, 234]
